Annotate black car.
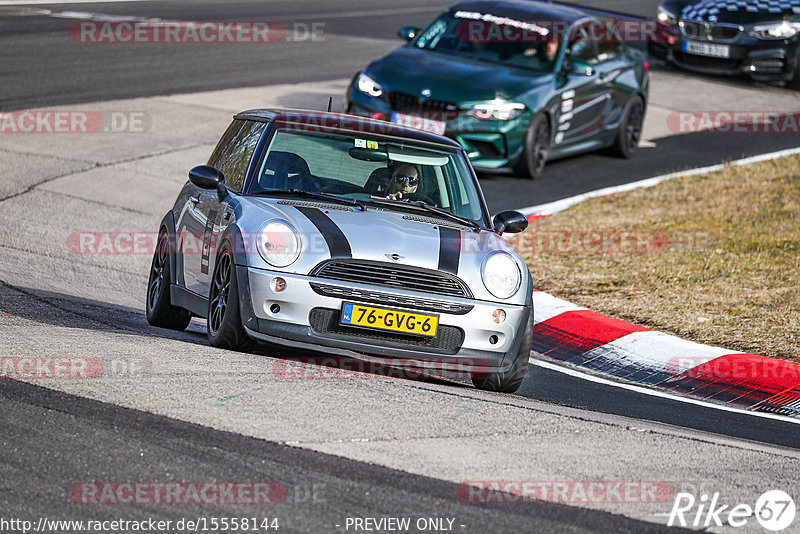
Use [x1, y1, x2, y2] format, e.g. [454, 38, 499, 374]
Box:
[650, 0, 800, 82]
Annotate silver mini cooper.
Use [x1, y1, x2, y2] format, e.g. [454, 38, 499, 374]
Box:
[147, 109, 533, 392]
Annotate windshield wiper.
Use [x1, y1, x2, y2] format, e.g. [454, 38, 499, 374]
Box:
[368, 198, 481, 232]
[251, 189, 366, 211]
[409, 201, 483, 232]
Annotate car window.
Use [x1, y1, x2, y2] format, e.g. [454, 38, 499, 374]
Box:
[261, 132, 385, 189]
[208, 119, 266, 192]
[413, 11, 559, 73]
[568, 26, 599, 65]
[597, 41, 623, 63]
[249, 129, 486, 224]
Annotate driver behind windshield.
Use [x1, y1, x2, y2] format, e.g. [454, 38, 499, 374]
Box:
[385, 164, 420, 200]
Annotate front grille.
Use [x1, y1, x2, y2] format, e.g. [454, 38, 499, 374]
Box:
[388, 91, 459, 113]
[680, 20, 743, 43]
[751, 59, 785, 73]
[311, 259, 471, 298]
[310, 282, 474, 315]
[467, 139, 502, 158]
[675, 52, 741, 72]
[309, 308, 464, 354]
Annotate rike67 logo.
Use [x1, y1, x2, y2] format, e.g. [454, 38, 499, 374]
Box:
[668, 490, 795, 531]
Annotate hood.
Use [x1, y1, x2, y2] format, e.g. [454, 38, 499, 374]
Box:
[669, 0, 800, 24]
[367, 46, 551, 106]
[237, 197, 526, 304]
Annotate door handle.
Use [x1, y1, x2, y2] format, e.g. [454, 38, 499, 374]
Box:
[189, 196, 201, 205]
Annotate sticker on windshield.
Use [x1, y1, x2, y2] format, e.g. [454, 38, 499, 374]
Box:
[367, 140, 379, 149]
[453, 11, 550, 37]
[355, 139, 367, 148]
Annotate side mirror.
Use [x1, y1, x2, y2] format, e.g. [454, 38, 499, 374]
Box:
[563, 58, 594, 76]
[189, 165, 227, 201]
[398, 26, 421, 42]
[189, 165, 224, 189]
[493, 211, 528, 234]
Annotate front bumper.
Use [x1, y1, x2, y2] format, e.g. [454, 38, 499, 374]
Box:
[237, 265, 531, 373]
[651, 32, 799, 81]
[346, 90, 531, 171]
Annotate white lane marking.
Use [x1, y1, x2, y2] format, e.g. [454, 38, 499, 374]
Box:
[33, 5, 442, 20]
[519, 146, 800, 217]
[531, 357, 800, 425]
[286, 6, 443, 20]
[0, 0, 146, 4]
[48, 9, 160, 21]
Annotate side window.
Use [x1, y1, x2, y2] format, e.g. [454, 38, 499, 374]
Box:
[568, 26, 599, 65]
[597, 42, 623, 63]
[208, 120, 265, 192]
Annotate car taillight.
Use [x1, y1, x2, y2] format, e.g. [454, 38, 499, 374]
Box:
[644, 61, 650, 72]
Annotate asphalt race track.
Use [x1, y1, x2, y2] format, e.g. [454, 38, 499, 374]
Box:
[3, 0, 799, 210]
[1, 1, 800, 532]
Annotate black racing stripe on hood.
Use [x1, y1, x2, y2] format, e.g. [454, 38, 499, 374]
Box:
[437, 227, 461, 275]
[294, 206, 352, 259]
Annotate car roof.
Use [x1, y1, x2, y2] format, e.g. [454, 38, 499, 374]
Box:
[234, 108, 463, 149]
[448, 0, 590, 23]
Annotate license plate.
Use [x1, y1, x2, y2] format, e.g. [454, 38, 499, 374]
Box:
[683, 40, 730, 58]
[391, 112, 446, 136]
[340, 302, 439, 337]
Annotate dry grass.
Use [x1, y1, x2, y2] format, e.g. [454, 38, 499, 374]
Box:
[515, 155, 800, 362]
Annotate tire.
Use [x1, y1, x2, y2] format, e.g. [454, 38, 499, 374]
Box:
[609, 95, 645, 158]
[146, 230, 192, 331]
[472, 314, 533, 394]
[207, 244, 254, 352]
[514, 113, 551, 180]
[789, 55, 800, 90]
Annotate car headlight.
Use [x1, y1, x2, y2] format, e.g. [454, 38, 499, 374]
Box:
[469, 102, 526, 121]
[355, 72, 384, 98]
[750, 21, 800, 40]
[657, 6, 677, 26]
[481, 252, 522, 299]
[256, 219, 301, 268]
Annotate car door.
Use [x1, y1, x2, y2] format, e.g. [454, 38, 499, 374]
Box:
[594, 40, 639, 126]
[553, 23, 614, 149]
[179, 119, 265, 296]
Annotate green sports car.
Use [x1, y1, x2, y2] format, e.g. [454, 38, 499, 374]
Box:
[346, 0, 650, 179]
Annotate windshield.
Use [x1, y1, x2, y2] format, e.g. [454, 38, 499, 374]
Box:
[413, 11, 560, 72]
[247, 128, 488, 226]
